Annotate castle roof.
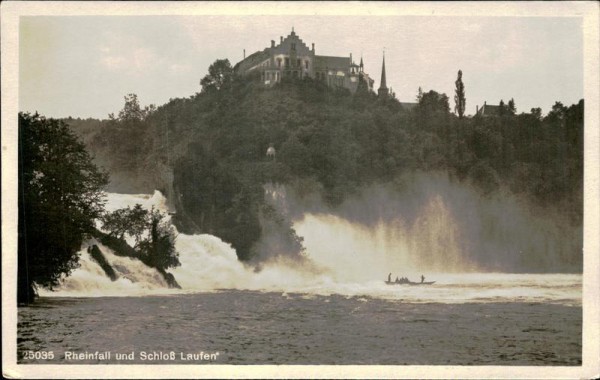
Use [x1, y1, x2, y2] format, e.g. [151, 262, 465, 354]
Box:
[233, 49, 270, 72]
[477, 103, 501, 116]
[313, 55, 351, 71]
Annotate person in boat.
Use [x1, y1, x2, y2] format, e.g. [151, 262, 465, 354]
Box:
[421, 274, 425, 283]
[388, 273, 392, 283]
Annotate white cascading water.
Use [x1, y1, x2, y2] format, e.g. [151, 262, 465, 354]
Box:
[39, 190, 582, 305]
[39, 191, 321, 297]
[293, 194, 476, 284]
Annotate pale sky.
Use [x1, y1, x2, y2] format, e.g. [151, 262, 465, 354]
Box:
[19, 14, 583, 119]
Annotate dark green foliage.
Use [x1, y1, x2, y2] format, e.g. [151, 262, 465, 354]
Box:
[101, 205, 180, 270]
[114, 93, 156, 122]
[468, 161, 500, 195]
[499, 99, 506, 117]
[468, 100, 583, 225]
[78, 94, 157, 193]
[418, 90, 451, 119]
[200, 59, 234, 92]
[356, 73, 370, 95]
[173, 144, 263, 260]
[508, 98, 516, 115]
[530, 107, 542, 120]
[18, 113, 108, 304]
[137, 208, 180, 270]
[251, 202, 306, 263]
[101, 204, 148, 245]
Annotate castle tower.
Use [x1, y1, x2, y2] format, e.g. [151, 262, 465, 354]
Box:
[378, 52, 388, 97]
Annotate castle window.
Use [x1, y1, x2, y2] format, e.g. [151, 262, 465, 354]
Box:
[277, 58, 282, 68]
[297, 59, 301, 67]
[291, 43, 296, 51]
[305, 60, 309, 69]
[285, 58, 289, 67]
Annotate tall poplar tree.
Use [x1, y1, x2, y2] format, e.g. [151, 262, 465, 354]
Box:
[454, 70, 466, 118]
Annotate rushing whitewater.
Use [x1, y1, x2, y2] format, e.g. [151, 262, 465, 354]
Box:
[39, 191, 581, 306]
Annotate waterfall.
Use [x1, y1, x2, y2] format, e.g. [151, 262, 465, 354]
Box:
[39, 189, 581, 305]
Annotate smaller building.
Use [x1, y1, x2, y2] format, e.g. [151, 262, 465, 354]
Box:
[476, 101, 502, 117]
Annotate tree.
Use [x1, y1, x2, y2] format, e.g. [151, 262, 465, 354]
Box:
[18, 113, 108, 304]
[508, 98, 516, 115]
[200, 59, 234, 92]
[416, 86, 424, 102]
[101, 204, 148, 245]
[499, 99, 506, 116]
[102, 205, 179, 270]
[356, 73, 370, 94]
[103, 94, 155, 175]
[418, 90, 450, 114]
[546, 101, 567, 123]
[114, 93, 155, 122]
[531, 107, 542, 120]
[137, 208, 180, 270]
[454, 70, 466, 118]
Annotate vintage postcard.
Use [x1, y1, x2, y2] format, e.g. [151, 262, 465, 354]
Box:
[2, 1, 599, 379]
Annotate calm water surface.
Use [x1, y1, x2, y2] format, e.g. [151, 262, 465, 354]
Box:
[18, 291, 581, 365]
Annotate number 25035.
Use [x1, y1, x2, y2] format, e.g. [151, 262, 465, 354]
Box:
[22, 351, 54, 360]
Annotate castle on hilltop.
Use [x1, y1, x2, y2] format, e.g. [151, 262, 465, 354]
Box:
[234, 28, 389, 96]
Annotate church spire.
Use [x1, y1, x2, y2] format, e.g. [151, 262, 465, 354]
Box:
[378, 51, 388, 97]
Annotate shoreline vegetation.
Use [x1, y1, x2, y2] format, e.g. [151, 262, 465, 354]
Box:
[18, 61, 584, 304]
